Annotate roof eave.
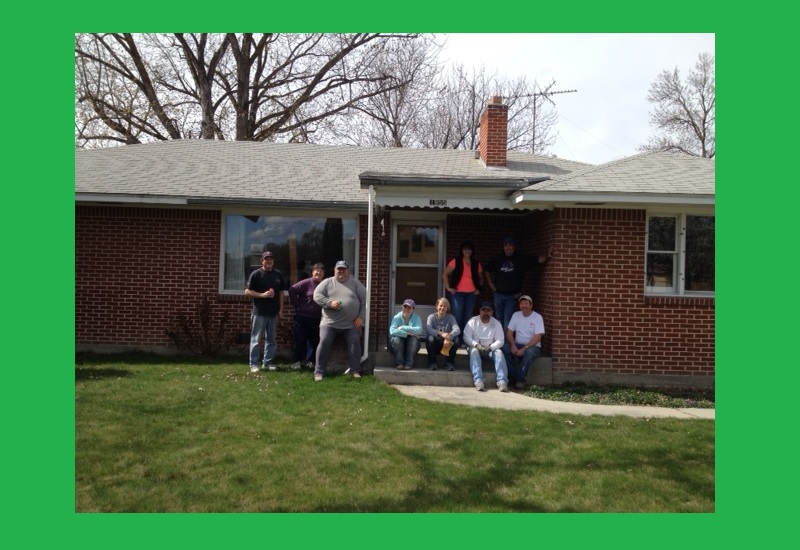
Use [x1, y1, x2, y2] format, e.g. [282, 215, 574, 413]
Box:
[511, 191, 715, 209]
[75, 193, 366, 210]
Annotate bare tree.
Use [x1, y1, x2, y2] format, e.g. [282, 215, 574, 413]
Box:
[305, 35, 444, 147]
[641, 52, 715, 158]
[75, 33, 422, 148]
[326, 57, 562, 154]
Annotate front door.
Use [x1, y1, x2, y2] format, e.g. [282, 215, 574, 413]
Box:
[392, 222, 443, 323]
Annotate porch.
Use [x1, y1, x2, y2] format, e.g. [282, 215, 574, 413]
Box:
[369, 346, 553, 388]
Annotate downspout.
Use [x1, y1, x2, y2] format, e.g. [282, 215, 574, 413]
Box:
[361, 185, 374, 364]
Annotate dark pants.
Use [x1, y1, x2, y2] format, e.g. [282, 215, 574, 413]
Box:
[293, 315, 320, 362]
[425, 334, 461, 366]
[316, 325, 362, 375]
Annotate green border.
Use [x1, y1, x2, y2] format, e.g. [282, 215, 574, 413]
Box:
[12, 5, 785, 548]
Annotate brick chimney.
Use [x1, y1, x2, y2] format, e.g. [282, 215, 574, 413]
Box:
[479, 95, 508, 168]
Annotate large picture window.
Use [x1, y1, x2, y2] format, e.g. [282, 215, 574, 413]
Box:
[646, 213, 714, 295]
[222, 214, 357, 292]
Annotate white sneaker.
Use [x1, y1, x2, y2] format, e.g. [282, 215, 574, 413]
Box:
[314, 373, 323, 382]
[475, 381, 485, 391]
[249, 365, 259, 373]
[292, 361, 302, 371]
[352, 372, 361, 379]
[498, 383, 509, 392]
[263, 365, 277, 371]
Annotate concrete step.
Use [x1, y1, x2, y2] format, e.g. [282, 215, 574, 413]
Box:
[371, 347, 552, 388]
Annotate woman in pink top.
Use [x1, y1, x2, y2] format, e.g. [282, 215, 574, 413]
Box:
[442, 240, 484, 333]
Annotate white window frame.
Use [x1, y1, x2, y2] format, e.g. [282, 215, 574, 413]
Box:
[645, 212, 714, 296]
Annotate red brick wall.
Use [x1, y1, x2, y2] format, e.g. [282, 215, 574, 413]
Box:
[75, 205, 254, 350]
[541, 208, 714, 380]
[76, 205, 377, 359]
[479, 99, 508, 167]
[359, 212, 391, 352]
[76, 205, 714, 382]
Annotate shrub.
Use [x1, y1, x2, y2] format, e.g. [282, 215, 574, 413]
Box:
[166, 296, 236, 357]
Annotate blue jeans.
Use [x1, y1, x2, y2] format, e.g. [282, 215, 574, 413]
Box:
[293, 315, 320, 363]
[425, 334, 460, 366]
[494, 292, 517, 330]
[316, 325, 362, 375]
[502, 343, 542, 384]
[388, 335, 420, 367]
[450, 292, 477, 335]
[468, 347, 508, 385]
[250, 313, 278, 367]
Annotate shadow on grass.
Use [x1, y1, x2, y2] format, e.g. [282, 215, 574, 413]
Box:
[75, 350, 246, 366]
[75, 367, 133, 380]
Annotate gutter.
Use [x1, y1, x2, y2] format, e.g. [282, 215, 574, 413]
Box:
[359, 172, 549, 189]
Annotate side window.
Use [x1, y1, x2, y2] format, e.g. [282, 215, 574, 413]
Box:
[646, 213, 714, 295]
[646, 215, 678, 293]
[685, 215, 715, 292]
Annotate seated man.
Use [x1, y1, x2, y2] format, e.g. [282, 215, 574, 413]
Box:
[462, 301, 509, 392]
[388, 299, 424, 370]
[502, 295, 545, 390]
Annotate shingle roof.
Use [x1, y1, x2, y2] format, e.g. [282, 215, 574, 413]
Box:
[526, 150, 715, 195]
[75, 140, 592, 206]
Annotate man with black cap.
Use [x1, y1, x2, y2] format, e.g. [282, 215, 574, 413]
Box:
[502, 294, 545, 390]
[312, 260, 367, 381]
[245, 250, 286, 373]
[484, 235, 552, 331]
[462, 301, 509, 392]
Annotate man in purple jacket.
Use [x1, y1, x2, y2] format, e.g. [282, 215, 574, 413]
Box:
[288, 263, 325, 371]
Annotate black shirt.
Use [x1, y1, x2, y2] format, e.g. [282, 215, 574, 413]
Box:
[246, 268, 286, 316]
[486, 252, 536, 295]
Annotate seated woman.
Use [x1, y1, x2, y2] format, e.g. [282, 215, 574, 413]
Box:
[388, 299, 424, 370]
[424, 297, 461, 371]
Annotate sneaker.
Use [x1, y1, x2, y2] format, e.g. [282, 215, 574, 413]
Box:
[446, 363, 455, 371]
[403, 365, 413, 370]
[475, 381, 485, 391]
[249, 365, 259, 373]
[302, 360, 313, 370]
[292, 361, 302, 371]
[515, 381, 526, 390]
[352, 372, 361, 379]
[314, 373, 323, 382]
[428, 363, 437, 370]
[396, 364, 404, 370]
[498, 382, 509, 392]
[262, 364, 277, 371]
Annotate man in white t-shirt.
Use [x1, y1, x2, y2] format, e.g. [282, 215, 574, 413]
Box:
[462, 301, 509, 392]
[502, 295, 545, 390]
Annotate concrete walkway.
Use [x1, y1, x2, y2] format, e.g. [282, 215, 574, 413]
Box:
[392, 384, 715, 420]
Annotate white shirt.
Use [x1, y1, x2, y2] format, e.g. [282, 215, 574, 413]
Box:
[507, 310, 545, 347]
[463, 316, 505, 351]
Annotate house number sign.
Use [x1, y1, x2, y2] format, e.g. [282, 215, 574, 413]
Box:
[429, 199, 447, 206]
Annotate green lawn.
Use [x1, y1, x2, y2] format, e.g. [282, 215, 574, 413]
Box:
[75, 355, 714, 512]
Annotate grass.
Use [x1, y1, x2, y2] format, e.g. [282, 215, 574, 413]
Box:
[525, 383, 715, 409]
[75, 353, 715, 512]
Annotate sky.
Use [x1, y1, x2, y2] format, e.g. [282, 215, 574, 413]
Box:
[439, 33, 715, 165]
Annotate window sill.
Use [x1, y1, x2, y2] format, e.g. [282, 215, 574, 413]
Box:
[644, 295, 714, 306]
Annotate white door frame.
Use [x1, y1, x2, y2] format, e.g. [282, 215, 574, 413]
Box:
[389, 211, 447, 325]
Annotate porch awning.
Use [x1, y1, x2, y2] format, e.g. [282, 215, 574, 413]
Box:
[359, 171, 550, 211]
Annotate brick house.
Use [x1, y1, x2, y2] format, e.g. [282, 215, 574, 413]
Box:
[75, 97, 714, 388]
